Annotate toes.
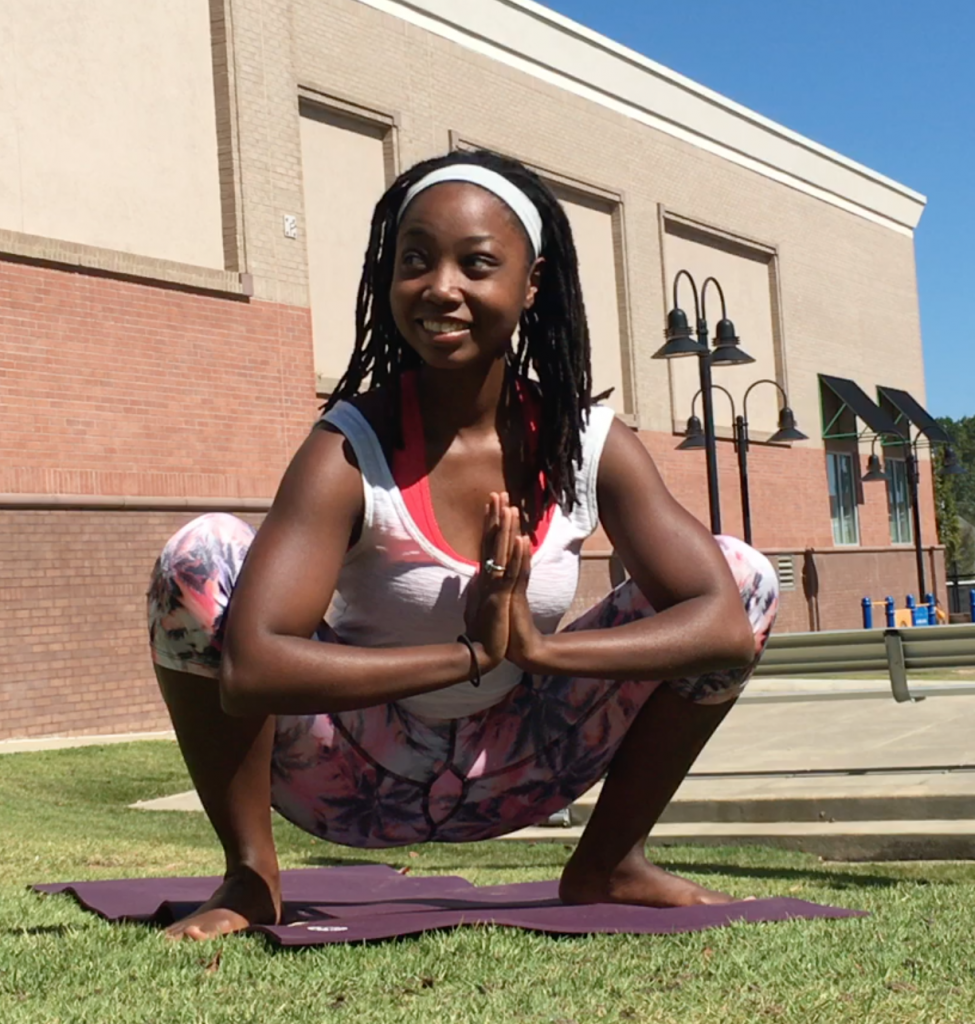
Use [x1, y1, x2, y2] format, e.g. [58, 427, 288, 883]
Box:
[177, 921, 225, 942]
[164, 914, 233, 941]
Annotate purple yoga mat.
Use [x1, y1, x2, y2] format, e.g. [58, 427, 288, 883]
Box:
[34, 864, 866, 946]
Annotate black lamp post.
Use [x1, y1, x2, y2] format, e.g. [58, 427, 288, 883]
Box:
[862, 433, 965, 599]
[736, 380, 808, 545]
[679, 380, 807, 544]
[654, 271, 754, 534]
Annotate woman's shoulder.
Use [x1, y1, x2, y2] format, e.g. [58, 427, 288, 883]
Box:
[584, 401, 617, 429]
[319, 387, 397, 449]
[578, 402, 618, 460]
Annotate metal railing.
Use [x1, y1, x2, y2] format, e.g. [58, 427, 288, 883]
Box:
[748, 623, 975, 703]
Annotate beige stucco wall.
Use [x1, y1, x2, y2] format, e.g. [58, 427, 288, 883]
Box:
[355, 0, 923, 234]
[299, 103, 390, 386]
[0, 0, 224, 269]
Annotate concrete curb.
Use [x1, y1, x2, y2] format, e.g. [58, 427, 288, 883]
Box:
[499, 821, 975, 861]
[0, 730, 175, 755]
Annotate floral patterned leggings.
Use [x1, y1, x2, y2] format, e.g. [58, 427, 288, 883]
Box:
[148, 514, 778, 848]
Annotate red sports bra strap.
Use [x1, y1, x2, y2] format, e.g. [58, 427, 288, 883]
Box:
[391, 373, 555, 564]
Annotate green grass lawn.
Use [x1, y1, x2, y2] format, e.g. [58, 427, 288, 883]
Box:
[2, 742, 975, 1023]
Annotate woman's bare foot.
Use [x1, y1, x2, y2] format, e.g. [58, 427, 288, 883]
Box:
[559, 849, 735, 908]
[165, 864, 281, 940]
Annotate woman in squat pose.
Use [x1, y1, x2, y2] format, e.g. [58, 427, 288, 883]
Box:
[148, 150, 778, 940]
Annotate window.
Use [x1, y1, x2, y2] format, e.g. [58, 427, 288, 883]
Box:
[886, 459, 913, 544]
[826, 451, 859, 545]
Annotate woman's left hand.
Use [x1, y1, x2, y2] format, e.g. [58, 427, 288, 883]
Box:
[505, 535, 547, 673]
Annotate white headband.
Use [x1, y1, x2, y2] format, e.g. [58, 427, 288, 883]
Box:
[398, 164, 543, 256]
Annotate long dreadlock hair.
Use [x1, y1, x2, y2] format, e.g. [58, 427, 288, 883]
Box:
[322, 149, 593, 518]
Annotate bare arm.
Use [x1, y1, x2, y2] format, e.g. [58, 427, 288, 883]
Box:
[507, 419, 755, 679]
[219, 427, 509, 716]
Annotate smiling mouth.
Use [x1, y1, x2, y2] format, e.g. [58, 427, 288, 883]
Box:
[419, 318, 471, 340]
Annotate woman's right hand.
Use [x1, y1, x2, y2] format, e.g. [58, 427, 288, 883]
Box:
[464, 492, 521, 672]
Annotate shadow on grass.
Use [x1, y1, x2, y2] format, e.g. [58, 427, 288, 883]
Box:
[395, 857, 910, 889]
[0, 923, 88, 937]
[655, 860, 908, 888]
[394, 860, 571, 871]
[299, 855, 403, 868]
[284, 841, 943, 892]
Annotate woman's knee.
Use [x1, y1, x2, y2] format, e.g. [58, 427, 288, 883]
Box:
[715, 534, 779, 642]
[662, 537, 780, 707]
[566, 537, 780, 641]
[147, 513, 256, 678]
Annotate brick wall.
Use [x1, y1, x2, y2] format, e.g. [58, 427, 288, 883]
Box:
[571, 545, 940, 643]
[0, 255, 319, 741]
[0, 253, 943, 741]
[0, 0, 940, 739]
[799, 547, 945, 633]
[1, 506, 933, 741]
[0, 510, 261, 741]
[0, 258, 315, 498]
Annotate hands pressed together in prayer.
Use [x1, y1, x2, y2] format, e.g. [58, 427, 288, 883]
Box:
[464, 491, 547, 674]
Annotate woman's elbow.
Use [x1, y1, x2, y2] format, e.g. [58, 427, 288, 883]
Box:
[722, 606, 757, 669]
[219, 653, 266, 717]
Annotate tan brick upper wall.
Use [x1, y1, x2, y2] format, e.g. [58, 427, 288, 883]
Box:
[245, 0, 926, 443]
[0, 0, 929, 492]
[0, 0, 926, 446]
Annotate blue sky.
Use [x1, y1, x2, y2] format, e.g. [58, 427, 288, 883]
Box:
[543, 0, 975, 419]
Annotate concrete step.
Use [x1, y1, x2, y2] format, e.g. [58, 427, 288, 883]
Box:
[501, 819, 975, 861]
[520, 770, 975, 860]
[131, 790, 200, 812]
[132, 789, 975, 860]
[567, 771, 975, 825]
[124, 693, 975, 862]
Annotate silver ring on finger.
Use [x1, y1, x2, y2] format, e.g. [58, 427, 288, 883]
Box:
[484, 558, 506, 576]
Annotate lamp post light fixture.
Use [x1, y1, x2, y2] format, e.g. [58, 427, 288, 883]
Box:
[861, 432, 965, 599]
[942, 446, 965, 476]
[861, 445, 888, 483]
[679, 380, 807, 544]
[654, 271, 754, 534]
[676, 413, 706, 450]
[678, 385, 735, 453]
[735, 379, 808, 545]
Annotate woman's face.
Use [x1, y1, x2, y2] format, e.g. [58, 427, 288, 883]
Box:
[390, 182, 541, 370]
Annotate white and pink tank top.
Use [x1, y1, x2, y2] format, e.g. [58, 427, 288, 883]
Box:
[321, 377, 616, 719]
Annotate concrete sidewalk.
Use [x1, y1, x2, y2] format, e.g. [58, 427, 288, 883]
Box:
[7, 677, 969, 765]
[0, 729, 175, 755]
[117, 682, 975, 859]
[508, 687, 975, 858]
[701, 683, 975, 774]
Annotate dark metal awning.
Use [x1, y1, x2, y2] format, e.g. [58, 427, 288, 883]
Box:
[819, 374, 903, 439]
[877, 386, 950, 444]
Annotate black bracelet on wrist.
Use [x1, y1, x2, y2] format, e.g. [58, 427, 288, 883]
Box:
[456, 634, 481, 688]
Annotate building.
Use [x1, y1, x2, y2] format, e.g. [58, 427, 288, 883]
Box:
[0, 0, 936, 741]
